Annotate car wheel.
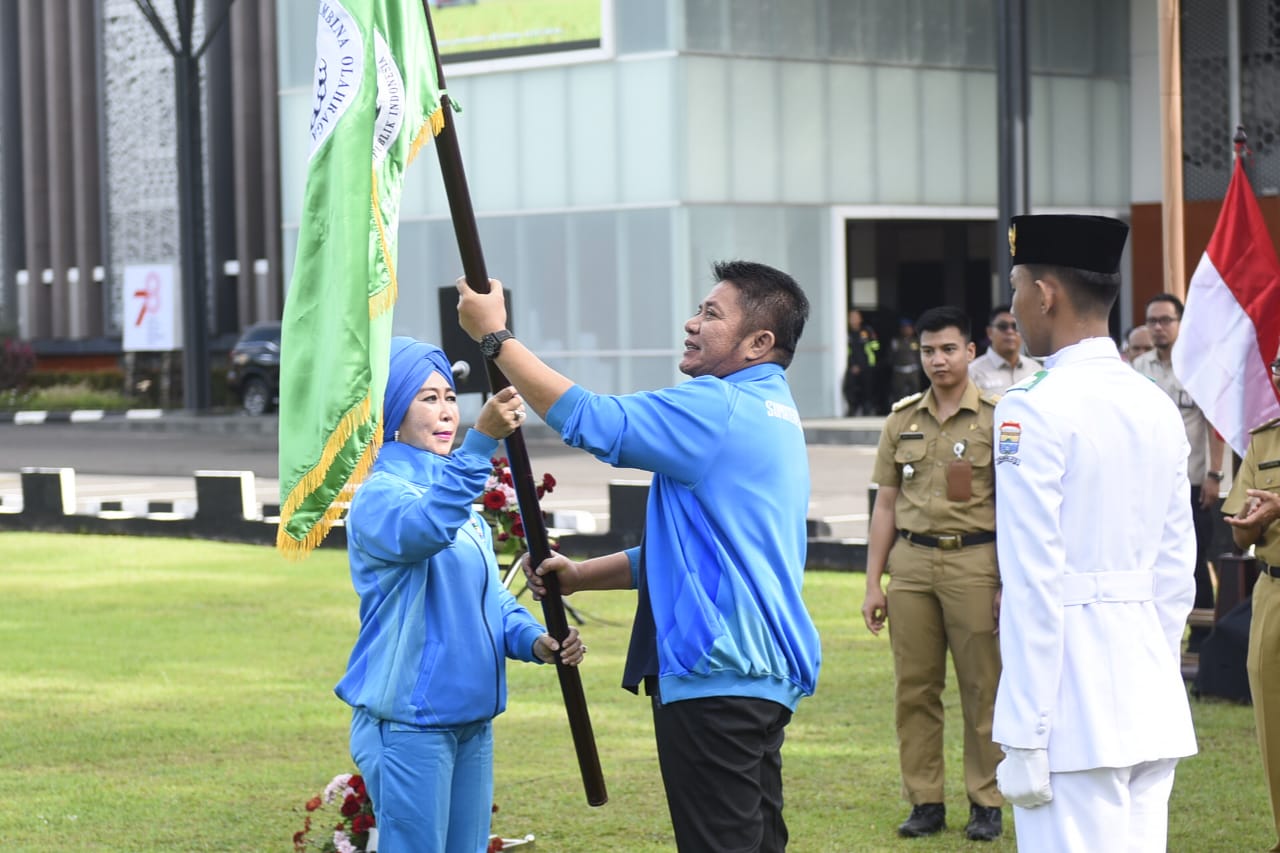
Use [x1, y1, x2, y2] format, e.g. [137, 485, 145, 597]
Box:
[242, 377, 271, 416]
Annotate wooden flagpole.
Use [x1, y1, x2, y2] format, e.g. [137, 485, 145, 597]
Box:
[1159, 0, 1187, 301]
[416, 0, 607, 807]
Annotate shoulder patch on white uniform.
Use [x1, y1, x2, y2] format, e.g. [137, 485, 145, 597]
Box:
[1006, 369, 1048, 393]
[891, 391, 923, 412]
[996, 420, 1022, 465]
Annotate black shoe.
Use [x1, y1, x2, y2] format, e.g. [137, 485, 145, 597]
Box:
[897, 803, 946, 838]
[965, 804, 1003, 841]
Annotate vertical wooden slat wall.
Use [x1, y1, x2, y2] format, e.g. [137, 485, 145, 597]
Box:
[69, 0, 105, 338]
[256, 0, 282, 324]
[7, 0, 282, 347]
[211, 0, 282, 333]
[13, 0, 105, 341]
[44, 0, 75, 337]
[17, 0, 50, 339]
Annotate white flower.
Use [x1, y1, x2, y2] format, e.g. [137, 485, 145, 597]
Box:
[323, 773, 353, 804]
[333, 828, 358, 853]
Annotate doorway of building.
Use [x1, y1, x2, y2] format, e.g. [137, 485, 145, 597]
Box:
[843, 218, 998, 413]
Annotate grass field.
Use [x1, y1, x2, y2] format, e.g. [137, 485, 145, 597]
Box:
[0, 532, 1270, 851]
[434, 0, 601, 56]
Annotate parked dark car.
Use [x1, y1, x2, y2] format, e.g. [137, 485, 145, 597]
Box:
[226, 322, 281, 416]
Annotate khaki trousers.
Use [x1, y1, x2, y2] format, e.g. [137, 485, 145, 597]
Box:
[886, 537, 1003, 807]
[1249, 572, 1280, 853]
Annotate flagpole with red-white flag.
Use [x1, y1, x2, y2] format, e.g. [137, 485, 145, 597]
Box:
[1172, 127, 1280, 457]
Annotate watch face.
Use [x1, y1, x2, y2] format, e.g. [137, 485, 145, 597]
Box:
[482, 331, 510, 358]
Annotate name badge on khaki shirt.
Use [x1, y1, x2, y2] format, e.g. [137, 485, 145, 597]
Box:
[947, 440, 972, 501]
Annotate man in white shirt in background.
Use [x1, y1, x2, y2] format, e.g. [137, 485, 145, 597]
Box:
[1122, 324, 1154, 363]
[969, 306, 1042, 395]
[1131, 293, 1227, 652]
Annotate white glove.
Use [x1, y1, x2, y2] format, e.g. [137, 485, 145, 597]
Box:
[997, 747, 1053, 808]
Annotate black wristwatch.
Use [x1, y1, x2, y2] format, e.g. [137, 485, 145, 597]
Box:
[1207, 470, 1224, 482]
[479, 329, 514, 359]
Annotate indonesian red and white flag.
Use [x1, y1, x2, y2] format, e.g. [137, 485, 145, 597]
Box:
[1173, 154, 1280, 457]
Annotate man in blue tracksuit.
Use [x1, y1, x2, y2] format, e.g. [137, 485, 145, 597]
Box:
[458, 260, 822, 852]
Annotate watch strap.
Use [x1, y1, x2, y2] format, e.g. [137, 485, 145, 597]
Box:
[480, 329, 514, 359]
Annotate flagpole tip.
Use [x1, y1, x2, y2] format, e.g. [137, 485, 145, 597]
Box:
[1234, 125, 1248, 146]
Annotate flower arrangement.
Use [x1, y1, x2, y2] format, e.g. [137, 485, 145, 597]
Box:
[479, 456, 556, 562]
[293, 777, 528, 852]
[293, 773, 375, 853]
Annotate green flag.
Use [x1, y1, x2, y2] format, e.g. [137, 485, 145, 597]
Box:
[277, 0, 443, 558]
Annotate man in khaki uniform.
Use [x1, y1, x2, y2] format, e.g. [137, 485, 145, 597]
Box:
[1224, 346, 1280, 852]
[862, 305, 1004, 842]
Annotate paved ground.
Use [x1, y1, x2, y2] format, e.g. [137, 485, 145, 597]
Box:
[0, 414, 883, 539]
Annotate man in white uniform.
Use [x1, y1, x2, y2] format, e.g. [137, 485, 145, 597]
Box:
[993, 214, 1198, 852]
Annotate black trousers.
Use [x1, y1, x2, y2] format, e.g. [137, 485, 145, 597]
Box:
[1188, 485, 1217, 649]
[651, 694, 793, 853]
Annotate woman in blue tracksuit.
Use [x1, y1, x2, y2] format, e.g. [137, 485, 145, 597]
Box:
[335, 337, 584, 853]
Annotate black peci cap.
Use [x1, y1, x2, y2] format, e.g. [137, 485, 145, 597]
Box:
[1008, 214, 1129, 274]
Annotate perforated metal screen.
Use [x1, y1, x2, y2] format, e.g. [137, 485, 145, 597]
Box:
[1182, 0, 1280, 199]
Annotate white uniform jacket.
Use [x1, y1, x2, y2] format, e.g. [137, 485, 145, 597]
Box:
[992, 337, 1198, 772]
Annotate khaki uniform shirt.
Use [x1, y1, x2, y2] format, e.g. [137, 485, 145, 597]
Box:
[872, 381, 997, 535]
[1132, 351, 1212, 482]
[1223, 418, 1280, 567]
[969, 347, 1042, 395]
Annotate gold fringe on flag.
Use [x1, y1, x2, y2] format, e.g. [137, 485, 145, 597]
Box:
[369, 167, 399, 321]
[276, 394, 381, 559]
[407, 104, 447, 168]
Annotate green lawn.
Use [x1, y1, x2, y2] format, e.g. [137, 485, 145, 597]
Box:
[0, 532, 1269, 851]
[434, 0, 600, 55]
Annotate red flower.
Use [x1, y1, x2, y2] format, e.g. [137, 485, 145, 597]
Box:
[349, 775, 366, 797]
[292, 816, 311, 853]
[352, 813, 375, 834]
[305, 796, 322, 812]
[511, 517, 525, 538]
[487, 837, 505, 853]
[483, 491, 506, 511]
[341, 793, 362, 817]
[542, 473, 556, 492]
[499, 470, 513, 486]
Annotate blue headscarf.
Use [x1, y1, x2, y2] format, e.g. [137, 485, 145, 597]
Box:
[383, 336, 455, 442]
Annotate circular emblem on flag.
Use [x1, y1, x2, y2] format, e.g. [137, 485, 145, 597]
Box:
[309, 0, 364, 157]
[372, 29, 406, 167]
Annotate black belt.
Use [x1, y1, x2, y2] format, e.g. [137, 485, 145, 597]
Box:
[898, 530, 996, 551]
[1263, 562, 1280, 579]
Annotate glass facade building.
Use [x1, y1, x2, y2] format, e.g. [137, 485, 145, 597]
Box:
[278, 0, 1131, 416]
